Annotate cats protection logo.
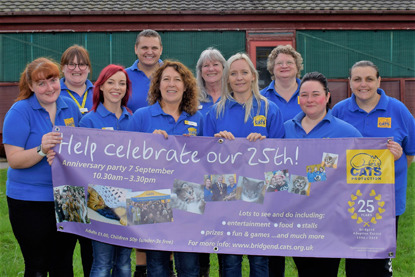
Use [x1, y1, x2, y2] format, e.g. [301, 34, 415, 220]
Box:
[253, 115, 266, 127]
[346, 150, 394, 184]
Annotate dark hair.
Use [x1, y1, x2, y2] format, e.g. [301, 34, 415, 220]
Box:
[349, 60, 380, 78]
[17, 57, 60, 102]
[148, 60, 199, 115]
[91, 64, 132, 112]
[135, 29, 162, 47]
[300, 72, 331, 110]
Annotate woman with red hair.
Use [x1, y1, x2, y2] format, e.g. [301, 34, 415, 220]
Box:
[79, 64, 133, 276]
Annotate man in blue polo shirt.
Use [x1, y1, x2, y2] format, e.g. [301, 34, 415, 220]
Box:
[126, 29, 163, 112]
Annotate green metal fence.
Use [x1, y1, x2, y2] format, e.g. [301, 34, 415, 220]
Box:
[296, 30, 415, 78]
[0, 31, 245, 82]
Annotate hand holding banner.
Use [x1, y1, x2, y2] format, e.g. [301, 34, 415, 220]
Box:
[52, 126, 395, 258]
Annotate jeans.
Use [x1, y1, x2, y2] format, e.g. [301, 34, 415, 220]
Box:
[174, 252, 200, 276]
[146, 250, 171, 277]
[221, 255, 268, 277]
[90, 240, 131, 277]
[146, 250, 200, 277]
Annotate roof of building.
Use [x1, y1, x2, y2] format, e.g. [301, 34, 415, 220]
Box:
[1, 0, 414, 14]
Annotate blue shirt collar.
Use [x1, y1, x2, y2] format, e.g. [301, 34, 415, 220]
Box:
[350, 88, 388, 112]
[265, 78, 301, 101]
[226, 94, 260, 109]
[150, 101, 190, 118]
[130, 59, 164, 72]
[96, 103, 131, 119]
[60, 78, 94, 91]
[292, 109, 334, 126]
[29, 94, 69, 111]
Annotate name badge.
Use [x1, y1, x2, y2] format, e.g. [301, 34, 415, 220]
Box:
[198, 104, 203, 110]
[185, 120, 197, 127]
[102, 127, 114, 130]
[80, 108, 89, 114]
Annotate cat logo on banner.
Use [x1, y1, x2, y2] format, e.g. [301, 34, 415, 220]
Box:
[346, 150, 394, 184]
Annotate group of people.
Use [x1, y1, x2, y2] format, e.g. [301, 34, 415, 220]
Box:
[3, 27, 414, 277]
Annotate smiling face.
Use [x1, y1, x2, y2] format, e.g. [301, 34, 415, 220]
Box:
[62, 56, 90, 87]
[205, 178, 212, 189]
[275, 175, 284, 186]
[135, 36, 163, 68]
[299, 80, 330, 120]
[273, 53, 298, 81]
[349, 66, 381, 104]
[30, 76, 61, 107]
[100, 71, 127, 107]
[201, 59, 223, 85]
[159, 66, 185, 107]
[228, 59, 255, 96]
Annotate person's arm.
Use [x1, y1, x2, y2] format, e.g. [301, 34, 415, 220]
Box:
[153, 129, 168, 139]
[407, 155, 414, 168]
[387, 140, 403, 161]
[5, 131, 62, 169]
[246, 133, 266, 142]
[214, 130, 235, 140]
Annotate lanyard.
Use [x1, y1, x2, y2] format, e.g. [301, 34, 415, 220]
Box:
[66, 89, 88, 113]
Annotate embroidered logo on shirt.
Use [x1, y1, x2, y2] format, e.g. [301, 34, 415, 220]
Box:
[185, 120, 198, 127]
[187, 127, 197, 136]
[64, 118, 75, 127]
[377, 117, 391, 128]
[253, 115, 266, 127]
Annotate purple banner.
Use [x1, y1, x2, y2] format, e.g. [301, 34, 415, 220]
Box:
[52, 126, 396, 258]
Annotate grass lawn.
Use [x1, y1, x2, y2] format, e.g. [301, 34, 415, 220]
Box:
[1, 164, 414, 276]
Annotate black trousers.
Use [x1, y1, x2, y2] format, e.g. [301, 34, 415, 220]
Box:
[293, 257, 340, 277]
[8, 197, 77, 277]
[345, 216, 399, 277]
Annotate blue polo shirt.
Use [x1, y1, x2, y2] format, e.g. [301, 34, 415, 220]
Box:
[260, 78, 302, 122]
[79, 103, 131, 131]
[127, 101, 203, 136]
[3, 94, 81, 202]
[60, 78, 94, 115]
[126, 59, 163, 112]
[198, 95, 220, 118]
[332, 88, 415, 216]
[284, 109, 362, 138]
[204, 97, 285, 138]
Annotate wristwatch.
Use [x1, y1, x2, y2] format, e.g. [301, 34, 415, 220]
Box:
[37, 144, 46, 157]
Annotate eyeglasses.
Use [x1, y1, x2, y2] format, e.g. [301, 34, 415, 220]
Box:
[67, 63, 88, 70]
[275, 61, 295, 67]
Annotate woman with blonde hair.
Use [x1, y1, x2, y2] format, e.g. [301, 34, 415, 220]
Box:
[196, 47, 226, 117]
[204, 53, 285, 276]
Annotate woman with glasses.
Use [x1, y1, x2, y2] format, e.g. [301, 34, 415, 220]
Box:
[60, 44, 95, 276]
[260, 44, 304, 122]
[60, 45, 94, 116]
[259, 44, 304, 277]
